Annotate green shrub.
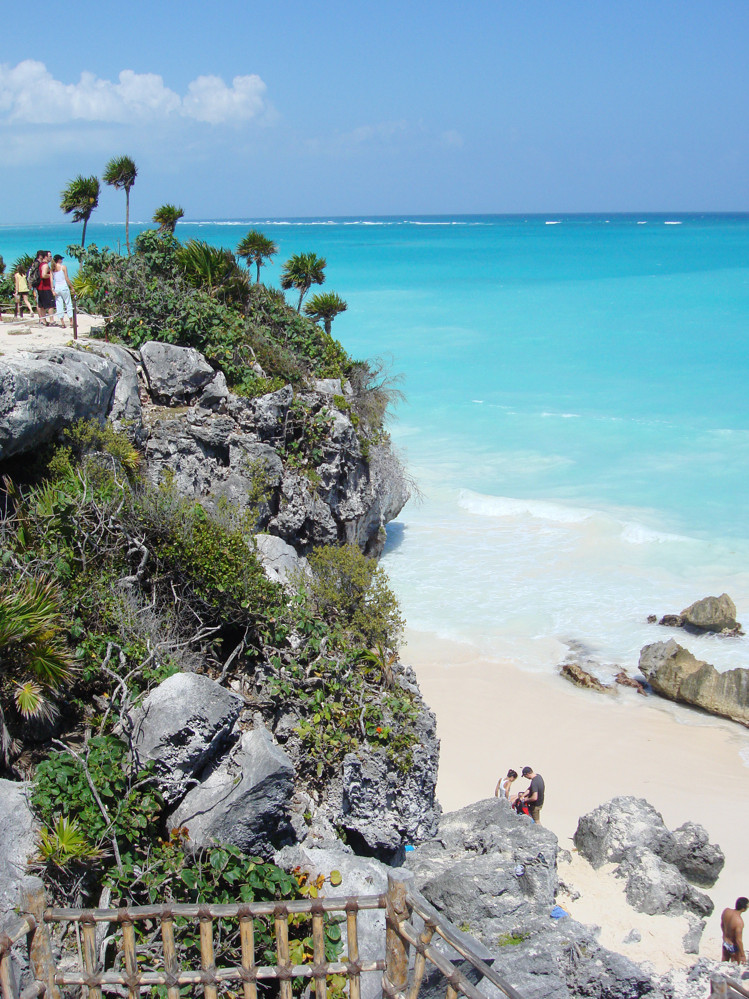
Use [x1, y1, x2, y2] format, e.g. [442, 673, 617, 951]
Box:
[305, 544, 404, 649]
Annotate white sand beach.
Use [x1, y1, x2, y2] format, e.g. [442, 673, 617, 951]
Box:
[406, 628, 749, 969]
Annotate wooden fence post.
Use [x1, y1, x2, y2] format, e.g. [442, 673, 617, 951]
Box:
[21, 878, 60, 999]
[382, 870, 414, 999]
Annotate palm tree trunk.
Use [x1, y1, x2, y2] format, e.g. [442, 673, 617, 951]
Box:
[81, 217, 89, 248]
[256, 261, 261, 283]
[125, 189, 131, 254]
[297, 289, 304, 312]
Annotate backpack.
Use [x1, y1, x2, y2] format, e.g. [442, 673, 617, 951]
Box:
[27, 258, 41, 290]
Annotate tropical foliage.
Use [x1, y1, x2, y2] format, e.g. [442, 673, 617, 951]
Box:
[60, 175, 100, 246]
[152, 203, 184, 234]
[103, 155, 137, 252]
[280, 252, 327, 311]
[304, 291, 348, 334]
[0, 574, 75, 764]
[237, 229, 278, 283]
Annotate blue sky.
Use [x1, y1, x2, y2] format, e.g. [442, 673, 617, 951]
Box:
[1, 0, 747, 222]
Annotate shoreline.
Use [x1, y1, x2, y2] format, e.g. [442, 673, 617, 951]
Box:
[405, 627, 749, 965]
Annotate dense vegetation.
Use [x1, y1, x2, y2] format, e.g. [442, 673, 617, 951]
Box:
[0, 222, 415, 983]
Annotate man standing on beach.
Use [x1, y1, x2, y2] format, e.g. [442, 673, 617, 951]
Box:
[721, 898, 748, 963]
[521, 766, 545, 824]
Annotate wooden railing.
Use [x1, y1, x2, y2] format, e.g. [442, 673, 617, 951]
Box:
[1, 871, 523, 999]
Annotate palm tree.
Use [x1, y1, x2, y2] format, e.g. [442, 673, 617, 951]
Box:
[153, 203, 184, 235]
[176, 239, 250, 304]
[304, 291, 348, 335]
[0, 575, 75, 765]
[236, 230, 278, 284]
[60, 175, 100, 247]
[103, 155, 137, 253]
[280, 252, 326, 312]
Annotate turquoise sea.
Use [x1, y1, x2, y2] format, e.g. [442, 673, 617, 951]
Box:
[3, 214, 749, 677]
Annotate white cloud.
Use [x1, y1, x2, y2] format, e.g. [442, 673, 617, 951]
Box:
[0, 61, 268, 126]
[183, 74, 266, 124]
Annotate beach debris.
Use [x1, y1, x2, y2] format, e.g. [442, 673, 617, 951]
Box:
[656, 593, 743, 636]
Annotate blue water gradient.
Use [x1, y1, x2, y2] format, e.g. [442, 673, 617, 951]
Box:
[3, 215, 748, 673]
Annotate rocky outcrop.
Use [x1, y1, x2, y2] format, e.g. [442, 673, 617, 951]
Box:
[0, 341, 408, 558]
[325, 667, 440, 857]
[406, 798, 663, 999]
[657, 594, 743, 635]
[639, 640, 749, 726]
[0, 780, 39, 912]
[140, 341, 216, 404]
[169, 726, 294, 857]
[0, 347, 119, 460]
[560, 661, 611, 692]
[130, 672, 243, 804]
[574, 796, 722, 918]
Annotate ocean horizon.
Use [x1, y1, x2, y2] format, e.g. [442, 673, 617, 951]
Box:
[4, 213, 749, 682]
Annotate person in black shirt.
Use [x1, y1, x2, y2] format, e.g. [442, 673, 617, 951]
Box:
[521, 766, 545, 824]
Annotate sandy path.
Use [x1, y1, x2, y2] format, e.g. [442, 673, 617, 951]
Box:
[0, 311, 102, 355]
[405, 628, 749, 966]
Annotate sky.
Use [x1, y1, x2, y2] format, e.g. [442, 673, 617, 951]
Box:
[1, 0, 748, 222]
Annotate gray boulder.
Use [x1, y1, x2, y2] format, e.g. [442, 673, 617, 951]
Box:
[407, 799, 557, 941]
[82, 343, 142, 426]
[618, 847, 713, 918]
[253, 534, 310, 589]
[666, 821, 725, 887]
[573, 796, 675, 868]
[0, 347, 118, 460]
[574, 797, 721, 918]
[170, 726, 294, 857]
[639, 639, 749, 727]
[0, 780, 38, 912]
[140, 341, 216, 404]
[130, 672, 242, 804]
[681, 594, 740, 633]
[198, 371, 229, 409]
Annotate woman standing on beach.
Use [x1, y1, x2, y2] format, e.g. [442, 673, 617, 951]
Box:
[52, 255, 74, 329]
[13, 264, 32, 318]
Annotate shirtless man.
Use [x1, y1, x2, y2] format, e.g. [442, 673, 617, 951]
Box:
[721, 897, 748, 963]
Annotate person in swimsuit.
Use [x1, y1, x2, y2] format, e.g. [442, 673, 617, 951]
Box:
[721, 898, 748, 963]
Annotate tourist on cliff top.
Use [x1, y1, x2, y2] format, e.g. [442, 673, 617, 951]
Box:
[13, 263, 32, 318]
[36, 250, 55, 326]
[495, 768, 518, 802]
[521, 766, 545, 824]
[52, 255, 74, 329]
[721, 898, 748, 963]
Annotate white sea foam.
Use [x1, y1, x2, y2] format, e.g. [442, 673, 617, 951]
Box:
[637, 221, 648, 224]
[620, 522, 691, 545]
[458, 490, 595, 523]
[540, 411, 581, 419]
[664, 221, 682, 225]
[545, 220, 562, 225]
